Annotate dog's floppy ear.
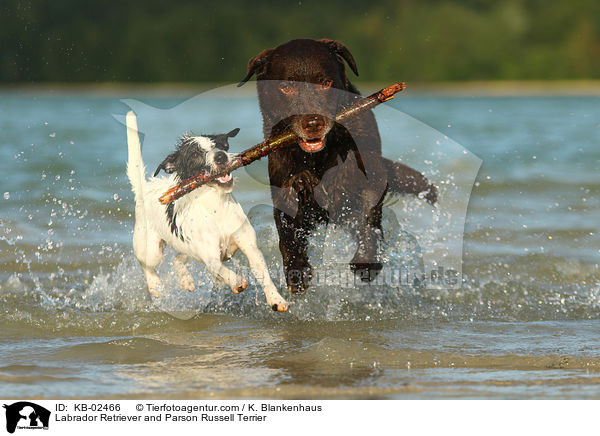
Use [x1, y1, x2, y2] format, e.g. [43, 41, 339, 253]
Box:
[226, 128, 240, 138]
[317, 39, 359, 77]
[238, 48, 273, 87]
[153, 152, 177, 176]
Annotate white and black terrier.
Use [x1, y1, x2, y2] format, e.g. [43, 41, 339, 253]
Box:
[125, 111, 288, 312]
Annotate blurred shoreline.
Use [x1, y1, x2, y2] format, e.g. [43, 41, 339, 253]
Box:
[2, 80, 600, 97]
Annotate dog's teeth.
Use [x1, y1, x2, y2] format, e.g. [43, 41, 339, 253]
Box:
[216, 173, 232, 183]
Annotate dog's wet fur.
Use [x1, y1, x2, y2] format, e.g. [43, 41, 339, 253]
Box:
[126, 112, 288, 312]
[239, 38, 438, 294]
[153, 129, 239, 188]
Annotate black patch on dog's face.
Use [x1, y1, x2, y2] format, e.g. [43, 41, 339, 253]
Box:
[153, 129, 240, 181]
[154, 135, 212, 181]
[206, 128, 240, 152]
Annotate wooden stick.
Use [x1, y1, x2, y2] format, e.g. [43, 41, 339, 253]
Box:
[159, 82, 406, 205]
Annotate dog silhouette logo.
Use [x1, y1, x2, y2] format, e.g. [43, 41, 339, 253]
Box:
[3, 402, 50, 434]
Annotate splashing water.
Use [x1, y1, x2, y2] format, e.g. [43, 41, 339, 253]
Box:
[1, 93, 599, 400]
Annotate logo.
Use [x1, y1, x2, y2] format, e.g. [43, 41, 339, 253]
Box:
[3, 402, 50, 434]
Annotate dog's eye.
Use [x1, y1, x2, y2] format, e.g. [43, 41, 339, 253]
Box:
[320, 80, 333, 90]
[279, 82, 298, 95]
[191, 151, 200, 159]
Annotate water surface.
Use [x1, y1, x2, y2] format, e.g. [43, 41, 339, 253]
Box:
[0, 90, 599, 399]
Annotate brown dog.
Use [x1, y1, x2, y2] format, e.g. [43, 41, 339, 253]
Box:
[239, 38, 437, 294]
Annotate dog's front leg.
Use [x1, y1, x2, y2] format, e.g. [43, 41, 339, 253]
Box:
[273, 209, 313, 294]
[201, 253, 248, 294]
[349, 193, 384, 282]
[233, 222, 289, 312]
[271, 171, 323, 294]
[174, 254, 195, 291]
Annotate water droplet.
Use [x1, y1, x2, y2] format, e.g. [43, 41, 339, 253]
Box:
[3, 192, 9, 200]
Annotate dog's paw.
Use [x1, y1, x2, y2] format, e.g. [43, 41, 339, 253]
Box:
[266, 291, 289, 312]
[180, 276, 195, 292]
[288, 282, 308, 294]
[288, 274, 312, 295]
[286, 265, 312, 294]
[349, 261, 383, 282]
[283, 170, 319, 201]
[350, 243, 383, 282]
[233, 278, 248, 294]
[148, 288, 162, 298]
[271, 302, 289, 312]
[424, 184, 438, 205]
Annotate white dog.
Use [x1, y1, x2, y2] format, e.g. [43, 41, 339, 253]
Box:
[125, 111, 288, 312]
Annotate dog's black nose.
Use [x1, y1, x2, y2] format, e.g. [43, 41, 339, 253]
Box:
[301, 115, 326, 137]
[214, 151, 228, 166]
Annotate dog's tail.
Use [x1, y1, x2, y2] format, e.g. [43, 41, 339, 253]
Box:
[383, 157, 438, 204]
[126, 111, 146, 199]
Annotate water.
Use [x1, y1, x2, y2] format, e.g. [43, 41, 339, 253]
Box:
[0, 88, 599, 399]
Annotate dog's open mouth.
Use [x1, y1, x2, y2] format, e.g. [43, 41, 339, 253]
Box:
[298, 137, 325, 153]
[215, 173, 233, 186]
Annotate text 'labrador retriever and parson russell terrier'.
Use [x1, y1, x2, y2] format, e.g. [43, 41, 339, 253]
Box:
[126, 112, 289, 312]
[238, 38, 438, 294]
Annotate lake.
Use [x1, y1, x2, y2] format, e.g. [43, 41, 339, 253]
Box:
[0, 85, 599, 399]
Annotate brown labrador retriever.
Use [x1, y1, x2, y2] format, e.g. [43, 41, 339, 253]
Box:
[238, 38, 437, 294]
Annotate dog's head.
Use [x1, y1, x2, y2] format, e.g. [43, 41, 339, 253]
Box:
[238, 39, 359, 153]
[154, 128, 240, 191]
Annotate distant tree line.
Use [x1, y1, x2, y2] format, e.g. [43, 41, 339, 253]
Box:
[1, 0, 599, 83]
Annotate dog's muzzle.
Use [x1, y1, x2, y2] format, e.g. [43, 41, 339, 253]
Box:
[213, 151, 233, 186]
[216, 173, 233, 184]
[295, 114, 331, 153]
